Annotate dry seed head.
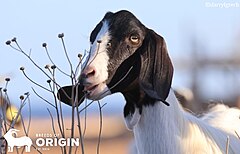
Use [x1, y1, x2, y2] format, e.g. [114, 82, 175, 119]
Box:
[6, 40, 11, 45]
[45, 64, 50, 69]
[20, 67, 25, 71]
[78, 53, 82, 59]
[58, 33, 64, 38]
[11, 37, 17, 42]
[42, 43, 47, 47]
[20, 95, 24, 100]
[5, 78, 10, 82]
[47, 80, 51, 83]
[3, 88, 7, 92]
[24, 92, 29, 95]
[51, 65, 56, 69]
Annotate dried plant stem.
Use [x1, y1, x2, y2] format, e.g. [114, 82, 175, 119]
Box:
[9, 42, 67, 97]
[235, 131, 240, 139]
[48, 82, 65, 137]
[10, 95, 30, 128]
[226, 136, 229, 154]
[52, 71, 66, 143]
[47, 108, 65, 154]
[59, 37, 74, 78]
[32, 88, 56, 108]
[74, 50, 87, 77]
[31, 145, 42, 154]
[68, 105, 75, 154]
[26, 96, 31, 135]
[9, 43, 55, 84]
[82, 99, 88, 137]
[21, 70, 51, 92]
[20, 101, 31, 154]
[43, 46, 70, 77]
[0, 91, 7, 133]
[97, 101, 106, 154]
[74, 85, 85, 154]
[76, 106, 84, 154]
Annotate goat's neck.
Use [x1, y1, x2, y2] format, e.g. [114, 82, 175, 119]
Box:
[126, 89, 187, 154]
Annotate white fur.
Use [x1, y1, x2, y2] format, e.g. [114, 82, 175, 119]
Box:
[127, 90, 240, 154]
[82, 21, 111, 99]
[83, 20, 110, 82]
[125, 108, 141, 130]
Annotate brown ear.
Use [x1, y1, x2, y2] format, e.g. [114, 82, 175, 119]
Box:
[57, 85, 85, 106]
[139, 29, 173, 104]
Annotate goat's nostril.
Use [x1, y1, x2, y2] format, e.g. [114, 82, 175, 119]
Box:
[87, 70, 95, 77]
[80, 68, 96, 81]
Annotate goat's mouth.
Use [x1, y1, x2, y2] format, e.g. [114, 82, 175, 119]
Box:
[57, 81, 111, 106]
[83, 82, 110, 100]
[84, 84, 99, 92]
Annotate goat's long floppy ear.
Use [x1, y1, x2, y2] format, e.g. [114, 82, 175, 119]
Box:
[57, 85, 85, 106]
[139, 29, 173, 105]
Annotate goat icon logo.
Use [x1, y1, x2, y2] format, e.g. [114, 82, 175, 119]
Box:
[3, 128, 32, 152]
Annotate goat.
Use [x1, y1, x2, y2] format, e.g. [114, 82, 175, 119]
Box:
[3, 128, 32, 152]
[58, 10, 240, 154]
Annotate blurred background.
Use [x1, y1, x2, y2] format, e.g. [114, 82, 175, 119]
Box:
[1, 0, 240, 153]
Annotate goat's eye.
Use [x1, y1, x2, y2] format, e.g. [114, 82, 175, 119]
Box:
[129, 35, 140, 45]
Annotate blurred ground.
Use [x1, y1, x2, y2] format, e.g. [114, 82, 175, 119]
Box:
[5, 116, 133, 154]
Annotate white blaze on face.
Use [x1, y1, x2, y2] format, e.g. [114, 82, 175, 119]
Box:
[81, 20, 111, 100]
[83, 20, 110, 84]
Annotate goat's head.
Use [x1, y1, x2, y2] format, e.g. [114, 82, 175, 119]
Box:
[58, 10, 173, 110]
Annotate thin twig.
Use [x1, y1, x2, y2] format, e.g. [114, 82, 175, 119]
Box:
[31, 144, 43, 154]
[97, 101, 106, 154]
[47, 108, 64, 154]
[26, 95, 31, 135]
[0, 90, 8, 133]
[48, 82, 65, 136]
[32, 88, 56, 108]
[52, 69, 66, 140]
[9, 43, 56, 85]
[9, 42, 66, 95]
[68, 87, 76, 154]
[19, 94, 32, 154]
[21, 70, 52, 92]
[59, 37, 74, 78]
[226, 136, 229, 154]
[82, 99, 88, 137]
[74, 50, 88, 79]
[10, 95, 30, 128]
[76, 102, 85, 154]
[235, 131, 240, 139]
[43, 45, 70, 77]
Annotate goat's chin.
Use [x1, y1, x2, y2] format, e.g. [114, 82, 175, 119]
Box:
[86, 83, 111, 100]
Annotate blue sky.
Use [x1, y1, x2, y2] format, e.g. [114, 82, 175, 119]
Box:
[1, 0, 240, 115]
